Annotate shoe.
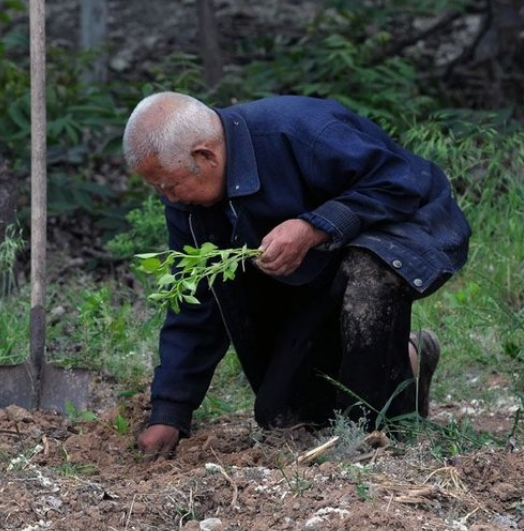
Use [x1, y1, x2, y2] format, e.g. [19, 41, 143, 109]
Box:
[409, 330, 441, 418]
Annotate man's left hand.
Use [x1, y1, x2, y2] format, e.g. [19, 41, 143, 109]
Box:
[256, 219, 329, 276]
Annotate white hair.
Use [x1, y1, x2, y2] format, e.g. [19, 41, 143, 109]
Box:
[123, 92, 219, 171]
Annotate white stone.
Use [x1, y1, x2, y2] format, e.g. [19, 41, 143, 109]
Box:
[200, 517, 223, 531]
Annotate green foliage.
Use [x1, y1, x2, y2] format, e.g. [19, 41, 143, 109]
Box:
[0, 224, 28, 362]
[401, 111, 524, 197]
[46, 278, 162, 387]
[135, 243, 262, 313]
[47, 171, 117, 217]
[0, 1, 25, 24]
[0, 294, 28, 364]
[209, 4, 438, 130]
[422, 417, 501, 458]
[0, 222, 24, 297]
[411, 120, 524, 405]
[0, 20, 132, 227]
[106, 195, 167, 258]
[0, 44, 126, 164]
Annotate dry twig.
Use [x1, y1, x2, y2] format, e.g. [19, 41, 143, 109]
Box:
[209, 449, 239, 508]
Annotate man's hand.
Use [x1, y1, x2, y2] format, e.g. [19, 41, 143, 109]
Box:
[256, 219, 329, 276]
[137, 424, 180, 461]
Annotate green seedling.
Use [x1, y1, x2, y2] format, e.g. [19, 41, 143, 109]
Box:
[59, 461, 99, 477]
[135, 242, 262, 312]
[113, 413, 129, 436]
[356, 482, 371, 501]
[64, 400, 98, 422]
[276, 455, 313, 497]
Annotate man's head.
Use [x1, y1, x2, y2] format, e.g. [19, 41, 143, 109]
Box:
[123, 92, 226, 206]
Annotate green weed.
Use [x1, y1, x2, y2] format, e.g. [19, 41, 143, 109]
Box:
[0, 222, 25, 297]
[275, 455, 314, 497]
[356, 482, 371, 501]
[64, 400, 98, 423]
[58, 461, 99, 477]
[46, 277, 161, 386]
[0, 285, 29, 365]
[322, 412, 369, 461]
[113, 414, 130, 436]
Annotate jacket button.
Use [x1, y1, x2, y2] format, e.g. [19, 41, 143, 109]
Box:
[414, 278, 423, 287]
[392, 259, 402, 268]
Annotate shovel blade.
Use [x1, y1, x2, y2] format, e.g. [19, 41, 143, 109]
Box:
[0, 363, 91, 414]
[0, 364, 34, 409]
[40, 363, 91, 413]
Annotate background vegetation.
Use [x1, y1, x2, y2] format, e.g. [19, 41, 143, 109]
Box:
[0, 0, 522, 433]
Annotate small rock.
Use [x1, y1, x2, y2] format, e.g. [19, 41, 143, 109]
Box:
[303, 516, 323, 529]
[492, 514, 519, 528]
[50, 305, 66, 317]
[200, 517, 223, 531]
[6, 404, 33, 423]
[109, 55, 131, 72]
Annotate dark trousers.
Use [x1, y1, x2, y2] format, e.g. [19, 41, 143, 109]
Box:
[235, 247, 415, 429]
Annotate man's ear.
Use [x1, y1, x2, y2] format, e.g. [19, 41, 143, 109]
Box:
[191, 146, 219, 167]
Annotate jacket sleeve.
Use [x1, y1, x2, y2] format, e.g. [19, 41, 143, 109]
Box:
[298, 120, 426, 249]
[148, 204, 230, 436]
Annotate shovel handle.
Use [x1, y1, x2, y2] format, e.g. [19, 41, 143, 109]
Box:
[29, 0, 47, 406]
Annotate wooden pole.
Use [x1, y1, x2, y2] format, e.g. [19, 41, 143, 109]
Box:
[29, 0, 47, 408]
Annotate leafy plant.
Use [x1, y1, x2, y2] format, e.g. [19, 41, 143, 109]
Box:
[106, 194, 167, 258]
[135, 243, 262, 312]
[64, 400, 98, 422]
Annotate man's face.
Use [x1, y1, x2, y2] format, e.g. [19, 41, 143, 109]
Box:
[138, 155, 225, 207]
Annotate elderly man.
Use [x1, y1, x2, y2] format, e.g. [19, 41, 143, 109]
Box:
[123, 92, 471, 458]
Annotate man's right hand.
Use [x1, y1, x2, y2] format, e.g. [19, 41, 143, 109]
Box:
[137, 424, 180, 460]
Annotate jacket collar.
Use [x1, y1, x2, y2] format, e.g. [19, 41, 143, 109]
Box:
[215, 108, 261, 198]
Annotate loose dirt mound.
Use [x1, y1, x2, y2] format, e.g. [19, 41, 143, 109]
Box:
[1, 395, 523, 531]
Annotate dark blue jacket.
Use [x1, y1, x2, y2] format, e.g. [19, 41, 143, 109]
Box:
[149, 96, 471, 433]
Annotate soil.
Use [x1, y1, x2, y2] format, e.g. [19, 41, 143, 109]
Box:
[2, 2, 523, 530]
[1, 392, 523, 531]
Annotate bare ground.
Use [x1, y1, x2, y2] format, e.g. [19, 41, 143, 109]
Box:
[1, 389, 523, 531]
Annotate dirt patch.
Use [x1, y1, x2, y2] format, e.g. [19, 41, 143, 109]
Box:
[1, 395, 523, 531]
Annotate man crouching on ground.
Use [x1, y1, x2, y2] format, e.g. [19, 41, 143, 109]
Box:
[122, 92, 471, 459]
